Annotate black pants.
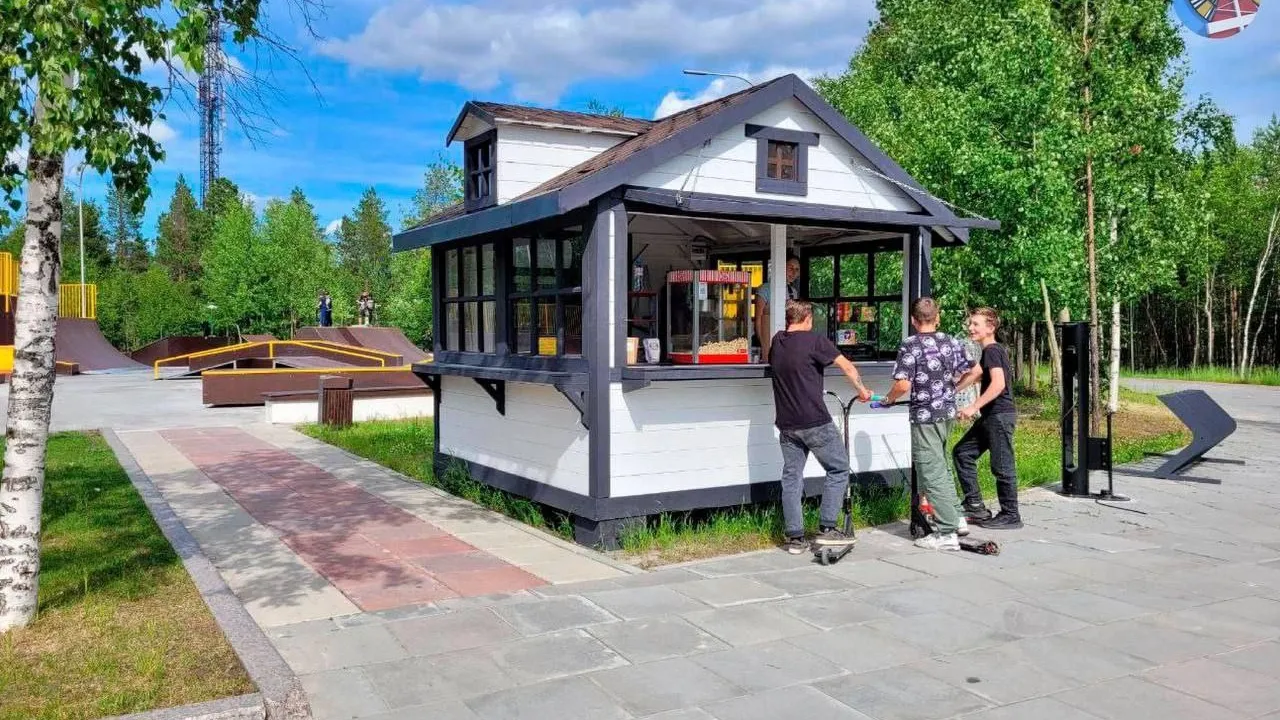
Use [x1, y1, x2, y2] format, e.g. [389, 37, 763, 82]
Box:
[953, 412, 1019, 517]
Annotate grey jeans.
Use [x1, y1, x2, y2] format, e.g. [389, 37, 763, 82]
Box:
[779, 422, 851, 539]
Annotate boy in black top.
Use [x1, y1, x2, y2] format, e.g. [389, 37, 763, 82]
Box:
[953, 307, 1022, 529]
[770, 300, 873, 554]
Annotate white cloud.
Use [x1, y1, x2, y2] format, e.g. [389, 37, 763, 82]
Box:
[652, 65, 838, 119]
[324, 218, 342, 236]
[146, 119, 179, 144]
[320, 0, 875, 103]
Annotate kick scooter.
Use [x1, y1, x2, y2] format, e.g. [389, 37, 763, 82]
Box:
[813, 390, 872, 566]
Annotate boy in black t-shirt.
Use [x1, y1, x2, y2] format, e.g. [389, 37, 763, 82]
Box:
[953, 307, 1022, 529]
[769, 300, 873, 554]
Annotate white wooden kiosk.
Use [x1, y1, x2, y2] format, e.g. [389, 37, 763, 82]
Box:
[394, 75, 999, 547]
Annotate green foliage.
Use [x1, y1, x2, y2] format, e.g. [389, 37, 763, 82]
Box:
[97, 266, 203, 350]
[199, 195, 262, 335]
[382, 249, 433, 346]
[155, 175, 204, 282]
[0, 0, 268, 213]
[258, 192, 338, 332]
[105, 183, 148, 272]
[403, 154, 464, 230]
[335, 187, 392, 307]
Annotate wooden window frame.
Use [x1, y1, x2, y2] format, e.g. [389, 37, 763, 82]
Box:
[746, 124, 818, 197]
[509, 233, 585, 358]
[441, 243, 499, 353]
[801, 246, 903, 358]
[464, 129, 497, 212]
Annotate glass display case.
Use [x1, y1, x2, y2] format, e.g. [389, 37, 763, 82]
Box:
[665, 269, 754, 364]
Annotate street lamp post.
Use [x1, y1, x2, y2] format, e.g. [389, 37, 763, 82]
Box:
[76, 163, 86, 318]
[681, 69, 754, 88]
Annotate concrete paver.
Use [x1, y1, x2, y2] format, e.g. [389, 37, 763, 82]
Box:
[96, 375, 1280, 719]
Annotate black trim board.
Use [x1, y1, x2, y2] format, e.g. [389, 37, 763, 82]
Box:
[413, 362, 587, 389]
[623, 188, 999, 235]
[436, 452, 907, 522]
[393, 192, 563, 251]
[745, 124, 820, 146]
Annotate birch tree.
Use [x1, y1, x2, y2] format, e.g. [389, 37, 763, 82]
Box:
[0, 0, 313, 633]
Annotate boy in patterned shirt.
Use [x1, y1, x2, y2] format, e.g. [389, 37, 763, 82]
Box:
[882, 297, 982, 550]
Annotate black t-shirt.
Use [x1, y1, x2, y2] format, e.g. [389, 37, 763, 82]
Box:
[769, 330, 840, 431]
[980, 344, 1016, 416]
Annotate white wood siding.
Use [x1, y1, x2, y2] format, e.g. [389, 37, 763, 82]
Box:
[608, 367, 910, 498]
[496, 125, 626, 203]
[438, 376, 589, 494]
[631, 98, 921, 212]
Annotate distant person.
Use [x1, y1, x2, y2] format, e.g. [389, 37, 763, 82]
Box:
[954, 307, 1022, 529]
[317, 290, 333, 327]
[755, 253, 801, 362]
[881, 297, 981, 551]
[357, 289, 375, 326]
[769, 300, 872, 555]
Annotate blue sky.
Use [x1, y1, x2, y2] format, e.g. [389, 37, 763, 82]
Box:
[86, 0, 1279, 240]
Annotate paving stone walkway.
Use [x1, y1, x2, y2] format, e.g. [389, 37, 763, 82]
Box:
[112, 381, 1280, 720]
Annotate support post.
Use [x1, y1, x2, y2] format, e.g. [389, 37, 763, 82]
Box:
[770, 224, 787, 338]
[585, 197, 622, 502]
[906, 227, 933, 333]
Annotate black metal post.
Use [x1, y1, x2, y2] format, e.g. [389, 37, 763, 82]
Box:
[1060, 322, 1091, 496]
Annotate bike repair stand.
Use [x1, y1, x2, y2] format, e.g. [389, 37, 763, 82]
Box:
[1059, 322, 1126, 501]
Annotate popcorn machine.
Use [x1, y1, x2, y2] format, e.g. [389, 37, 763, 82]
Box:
[665, 269, 754, 364]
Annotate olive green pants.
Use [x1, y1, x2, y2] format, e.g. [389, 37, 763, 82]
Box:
[911, 420, 962, 535]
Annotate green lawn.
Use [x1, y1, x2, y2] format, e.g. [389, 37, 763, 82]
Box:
[0, 433, 253, 720]
[1128, 365, 1280, 387]
[302, 386, 1189, 567]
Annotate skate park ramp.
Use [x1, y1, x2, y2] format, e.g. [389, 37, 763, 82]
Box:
[294, 326, 355, 345]
[57, 318, 145, 372]
[343, 326, 430, 362]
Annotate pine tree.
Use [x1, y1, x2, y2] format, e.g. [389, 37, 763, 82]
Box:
[105, 183, 148, 272]
[336, 187, 392, 302]
[156, 175, 204, 281]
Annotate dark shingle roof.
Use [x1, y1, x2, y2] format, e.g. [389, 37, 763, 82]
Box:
[471, 102, 653, 136]
[512, 81, 773, 201]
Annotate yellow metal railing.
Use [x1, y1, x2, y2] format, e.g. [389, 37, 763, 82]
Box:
[58, 284, 97, 320]
[0, 252, 97, 319]
[152, 339, 396, 379]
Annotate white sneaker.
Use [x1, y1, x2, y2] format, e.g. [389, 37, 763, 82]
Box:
[958, 517, 970, 537]
[914, 532, 961, 551]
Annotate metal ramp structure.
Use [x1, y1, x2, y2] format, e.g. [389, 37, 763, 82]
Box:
[1145, 389, 1241, 480]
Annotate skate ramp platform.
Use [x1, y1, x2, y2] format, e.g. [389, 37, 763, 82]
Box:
[56, 318, 145, 372]
[342, 326, 430, 363]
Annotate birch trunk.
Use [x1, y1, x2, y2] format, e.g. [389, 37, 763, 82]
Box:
[1041, 279, 1061, 392]
[1229, 287, 1238, 370]
[1192, 298, 1200, 368]
[1205, 273, 1215, 366]
[1240, 207, 1278, 378]
[1109, 298, 1121, 414]
[0, 123, 64, 629]
[1030, 321, 1039, 392]
[1248, 277, 1273, 373]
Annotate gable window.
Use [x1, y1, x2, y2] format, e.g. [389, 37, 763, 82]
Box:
[766, 140, 797, 181]
[746, 124, 819, 196]
[465, 129, 497, 211]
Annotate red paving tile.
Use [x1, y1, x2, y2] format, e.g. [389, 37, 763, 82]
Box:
[435, 566, 545, 596]
[163, 427, 543, 611]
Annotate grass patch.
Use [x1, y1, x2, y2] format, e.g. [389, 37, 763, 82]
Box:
[301, 420, 574, 540]
[300, 390, 1189, 569]
[0, 432, 253, 720]
[1127, 365, 1280, 387]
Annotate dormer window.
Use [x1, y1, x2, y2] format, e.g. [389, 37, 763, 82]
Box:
[746, 124, 818, 196]
[465, 129, 497, 211]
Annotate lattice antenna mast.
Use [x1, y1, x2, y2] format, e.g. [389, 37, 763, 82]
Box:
[198, 11, 224, 206]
